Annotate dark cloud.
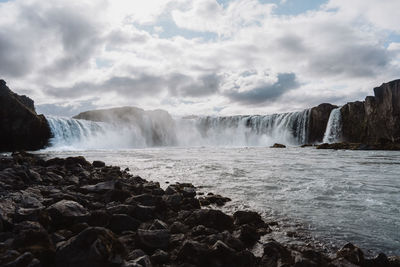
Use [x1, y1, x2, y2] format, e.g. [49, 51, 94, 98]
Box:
[225, 73, 299, 105]
[168, 73, 220, 97]
[44, 75, 165, 99]
[36, 100, 98, 117]
[44, 72, 220, 100]
[0, 31, 33, 77]
[0, 3, 104, 78]
[308, 44, 390, 78]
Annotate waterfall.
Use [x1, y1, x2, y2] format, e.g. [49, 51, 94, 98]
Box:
[46, 109, 312, 149]
[323, 108, 342, 143]
[190, 109, 311, 146]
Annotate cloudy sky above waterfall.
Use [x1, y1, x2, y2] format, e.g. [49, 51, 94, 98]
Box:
[1, 0, 400, 116]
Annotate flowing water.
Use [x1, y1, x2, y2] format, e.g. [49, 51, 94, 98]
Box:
[323, 108, 342, 144]
[37, 147, 400, 256]
[38, 110, 400, 256]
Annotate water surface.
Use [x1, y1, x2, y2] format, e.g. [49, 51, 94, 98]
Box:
[38, 147, 400, 256]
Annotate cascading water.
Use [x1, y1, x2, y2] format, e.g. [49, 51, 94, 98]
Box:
[46, 109, 312, 149]
[322, 107, 342, 143]
[191, 109, 311, 146]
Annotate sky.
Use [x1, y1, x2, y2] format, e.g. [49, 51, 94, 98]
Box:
[1, 0, 400, 117]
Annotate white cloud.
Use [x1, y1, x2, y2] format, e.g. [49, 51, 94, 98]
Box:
[0, 0, 399, 117]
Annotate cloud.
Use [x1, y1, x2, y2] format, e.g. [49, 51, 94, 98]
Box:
[1, 0, 400, 116]
[225, 73, 299, 105]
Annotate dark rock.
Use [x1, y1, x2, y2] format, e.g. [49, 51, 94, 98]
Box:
[108, 214, 141, 234]
[2, 251, 36, 267]
[80, 180, 116, 193]
[199, 194, 231, 207]
[271, 143, 286, 148]
[176, 240, 210, 265]
[55, 227, 126, 267]
[92, 161, 106, 168]
[12, 228, 55, 266]
[341, 79, 400, 144]
[47, 200, 89, 227]
[233, 224, 260, 247]
[364, 253, 390, 267]
[336, 243, 364, 266]
[233, 210, 267, 228]
[149, 219, 168, 230]
[87, 210, 111, 227]
[136, 229, 170, 251]
[126, 194, 161, 207]
[151, 249, 169, 264]
[308, 103, 338, 143]
[0, 80, 51, 152]
[169, 221, 189, 234]
[261, 240, 293, 265]
[183, 209, 234, 232]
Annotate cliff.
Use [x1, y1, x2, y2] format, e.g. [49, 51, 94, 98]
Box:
[0, 80, 51, 151]
[341, 79, 400, 143]
[308, 103, 338, 143]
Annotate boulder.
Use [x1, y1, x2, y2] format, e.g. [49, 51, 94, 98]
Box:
[0, 80, 51, 151]
[108, 214, 141, 234]
[47, 200, 89, 227]
[183, 209, 234, 232]
[136, 229, 170, 251]
[55, 227, 126, 267]
[271, 143, 286, 148]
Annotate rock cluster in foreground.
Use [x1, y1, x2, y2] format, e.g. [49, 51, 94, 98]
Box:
[0, 153, 399, 267]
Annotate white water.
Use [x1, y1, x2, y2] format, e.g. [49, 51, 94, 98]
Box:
[323, 108, 342, 143]
[37, 147, 400, 256]
[46, 109, 311, 149]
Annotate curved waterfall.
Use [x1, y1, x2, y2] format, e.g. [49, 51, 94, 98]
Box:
[323, 108, 342, 143]
[46, 109, 314, 149]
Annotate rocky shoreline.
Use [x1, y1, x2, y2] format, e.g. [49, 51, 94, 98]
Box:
[0, 152, 398, 267]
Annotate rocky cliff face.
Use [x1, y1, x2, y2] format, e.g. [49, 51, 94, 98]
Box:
[308, 103, 338, 143]
[0, 80, 51, 151]
[340, 79, 400, 143]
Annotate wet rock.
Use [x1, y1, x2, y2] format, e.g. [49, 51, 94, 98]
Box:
[261, 240, 293, 266]
[271, 143, 286, 148]
[363, 253, 390, 267]
[336, 243, 364, 266]
[233, 224, 260, 247]
[183, 209, 234, 232]
[47, 200, 89, 227]
[136, 229, 170, 252]
[199, 194, 231, 207]
[233, 210, 267, 229]
[92, 161, 105, 168]
[55, 227, 126, 267]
